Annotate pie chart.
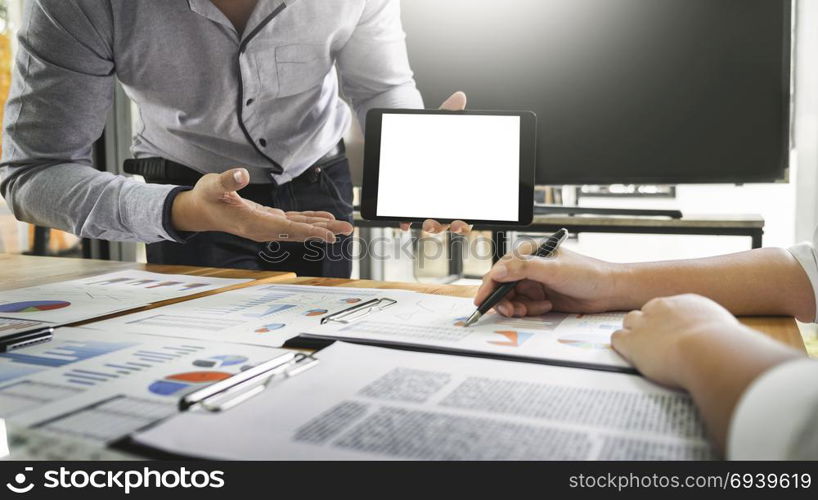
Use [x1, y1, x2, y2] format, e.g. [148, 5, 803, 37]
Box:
[148, 371, 231, 396]
[256, 323, 286, 333]
[0, 300, 71, 313]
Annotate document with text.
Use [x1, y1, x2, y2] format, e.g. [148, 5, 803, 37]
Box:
[132, 342, 714, 460]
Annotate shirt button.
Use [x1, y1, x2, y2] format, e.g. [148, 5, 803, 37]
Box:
[258, 138, 267, 147]
[246, 98, 254, 106]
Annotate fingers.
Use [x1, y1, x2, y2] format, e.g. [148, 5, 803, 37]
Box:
[312, 219, 354, 236]
[495, 299, 514, 317]
[284, 214, 352, 232]
[496, 298, 553, 317]
[241, 209, 353, 243]
[196, 169, 249, 202]
[610, 329, 632, 360]
[415, 219, 472, 234]
[219, 168, 250, 192]
[612, 309, 644, 360]
[514, 298, 554, 316]
[488, 255, 560, 284]
[422, 219, 448, 234]
[286, 211, 336, 221]
[474, 273, 500, 305]
[449, 220, 473, 234]
[439, 91, 468, 111]
[277, 218, 338, 243]
[622, 310, 643, 330]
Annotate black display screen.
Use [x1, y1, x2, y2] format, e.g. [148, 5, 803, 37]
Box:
[401, 0, 791, 185]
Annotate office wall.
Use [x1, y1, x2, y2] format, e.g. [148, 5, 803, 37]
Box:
[795, 0, 818, 244]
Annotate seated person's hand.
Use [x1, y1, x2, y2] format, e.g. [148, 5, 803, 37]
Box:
[171, 168, 354, 243]
[474, 242, 621, 316]
[611, 294, 741, 388]
[399, 91, 472, 236]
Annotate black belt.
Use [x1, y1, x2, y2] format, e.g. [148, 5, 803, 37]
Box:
[124, 141, 346, 186]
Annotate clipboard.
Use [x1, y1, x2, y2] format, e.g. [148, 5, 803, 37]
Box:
[319, 298, 397, 325]
[179, 351, 319, 412]
[112, 350, 320, 458]
[286, 298, 637, 375]
[285, 333, 637, 375]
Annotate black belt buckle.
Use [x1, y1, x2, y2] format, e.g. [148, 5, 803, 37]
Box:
[302, 165, 323, 184]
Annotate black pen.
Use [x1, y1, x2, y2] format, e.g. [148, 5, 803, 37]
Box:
[464, 228, 569, 327]
[0, 326, 55, 352]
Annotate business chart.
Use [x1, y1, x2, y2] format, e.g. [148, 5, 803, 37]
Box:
[0, 327, 290, 445]
[89, 284, 397, 347]
[305, 293, 630, 370]
[0, 270, 251, 332]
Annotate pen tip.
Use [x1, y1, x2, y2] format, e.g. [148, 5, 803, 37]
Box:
[463, 311, 482, 328]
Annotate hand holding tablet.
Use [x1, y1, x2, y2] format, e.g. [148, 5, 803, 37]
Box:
[361, 102, 536, 228]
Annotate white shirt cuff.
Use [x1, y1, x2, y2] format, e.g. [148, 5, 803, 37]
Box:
[789, 241, 818, 323]
[728, 359, 818, 460]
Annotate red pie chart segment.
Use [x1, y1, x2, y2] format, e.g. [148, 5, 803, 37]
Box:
[166, 371, 231, 383]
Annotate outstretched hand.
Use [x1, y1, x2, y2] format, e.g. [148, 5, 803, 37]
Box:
[171, 168, 353, 243]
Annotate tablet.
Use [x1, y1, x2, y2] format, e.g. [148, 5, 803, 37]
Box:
[361, 109, 536, 226]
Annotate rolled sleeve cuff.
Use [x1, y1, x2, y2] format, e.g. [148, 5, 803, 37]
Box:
[355, 84, 423, 129]
[789, 242, 818, 323]
[161, 186, 195, 243]
[728, 359, 818, 460]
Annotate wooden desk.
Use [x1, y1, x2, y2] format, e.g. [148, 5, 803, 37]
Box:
[0, 255, 806, 352]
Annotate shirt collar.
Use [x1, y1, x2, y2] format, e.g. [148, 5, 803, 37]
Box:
[188, 1, 291, 39]
[187, 0, 233, 30]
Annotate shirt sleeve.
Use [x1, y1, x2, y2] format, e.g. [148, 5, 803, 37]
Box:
[728, 359, 818, 460]
[788, 228, 818, 323]
[0, 0, 184, 243]
[336, 0, 424, 128]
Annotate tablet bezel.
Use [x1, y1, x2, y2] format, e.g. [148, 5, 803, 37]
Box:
[361, 109, 536, 226]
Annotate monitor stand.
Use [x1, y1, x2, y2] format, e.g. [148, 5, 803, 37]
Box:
[534, 205, 683, 219]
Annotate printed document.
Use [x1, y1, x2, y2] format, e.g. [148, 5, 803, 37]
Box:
[133, 342, 713, 460]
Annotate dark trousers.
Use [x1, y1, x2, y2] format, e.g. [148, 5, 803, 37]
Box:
[146, 160, 354, 278]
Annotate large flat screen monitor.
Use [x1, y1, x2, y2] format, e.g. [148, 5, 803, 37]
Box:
[400, 0, 792, 185]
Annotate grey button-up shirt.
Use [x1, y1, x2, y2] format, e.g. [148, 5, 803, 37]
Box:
[0, 0, 423, 242]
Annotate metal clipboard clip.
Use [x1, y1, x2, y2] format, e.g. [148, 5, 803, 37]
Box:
[319, 298, 397, 325]
[179, 352, 319, 413]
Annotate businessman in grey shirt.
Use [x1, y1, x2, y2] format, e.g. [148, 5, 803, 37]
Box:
[0, 0, 467, 276]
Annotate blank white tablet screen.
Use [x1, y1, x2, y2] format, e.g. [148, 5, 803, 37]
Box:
[376, 114, 520, 221]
